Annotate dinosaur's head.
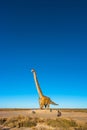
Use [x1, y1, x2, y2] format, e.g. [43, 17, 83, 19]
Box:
[31, 69, 35, 73]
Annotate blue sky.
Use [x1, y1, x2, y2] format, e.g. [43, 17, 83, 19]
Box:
[0, 0, 87, 108]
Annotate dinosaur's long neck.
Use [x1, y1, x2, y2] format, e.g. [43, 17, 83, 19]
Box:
[33, 71, 43, 98]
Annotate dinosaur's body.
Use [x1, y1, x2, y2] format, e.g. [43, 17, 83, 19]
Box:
[31, 69, 58, 109]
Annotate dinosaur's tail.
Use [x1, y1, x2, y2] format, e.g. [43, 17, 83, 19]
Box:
[50, 100, 58, 105]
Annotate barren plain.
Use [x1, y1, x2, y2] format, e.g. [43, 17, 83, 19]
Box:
[0, 109, 87, 130]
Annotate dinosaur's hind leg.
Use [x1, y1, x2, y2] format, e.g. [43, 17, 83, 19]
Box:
[39, 98, 44, 109]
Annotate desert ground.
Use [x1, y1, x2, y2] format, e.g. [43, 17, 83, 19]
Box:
[0, 109, 87, 130]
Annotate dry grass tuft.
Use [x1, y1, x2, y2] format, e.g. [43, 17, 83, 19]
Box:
[75, 123, 87, 130]
[0, 115, 87, 130]
[0, 118, 7, 125]
[47, 118, 78, 129]
[3, 115, 37, 128]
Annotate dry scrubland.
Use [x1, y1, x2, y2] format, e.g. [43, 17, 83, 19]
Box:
[0, 109, 87, 130]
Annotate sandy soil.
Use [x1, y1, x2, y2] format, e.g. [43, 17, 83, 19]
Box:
[0, 109, 87, 123]
[0, 109, 87, 130]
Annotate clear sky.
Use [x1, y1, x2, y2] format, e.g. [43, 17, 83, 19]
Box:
[0, 0, 87, 108]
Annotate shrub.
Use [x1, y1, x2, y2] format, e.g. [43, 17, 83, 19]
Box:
[3, 115, 37, 128]
[0, 118, 7, 125]
[76, 123, 87, 130]
[47, 118, 78, 129]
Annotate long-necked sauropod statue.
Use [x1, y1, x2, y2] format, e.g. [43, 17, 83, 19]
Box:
[31, 69, 58, 109]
